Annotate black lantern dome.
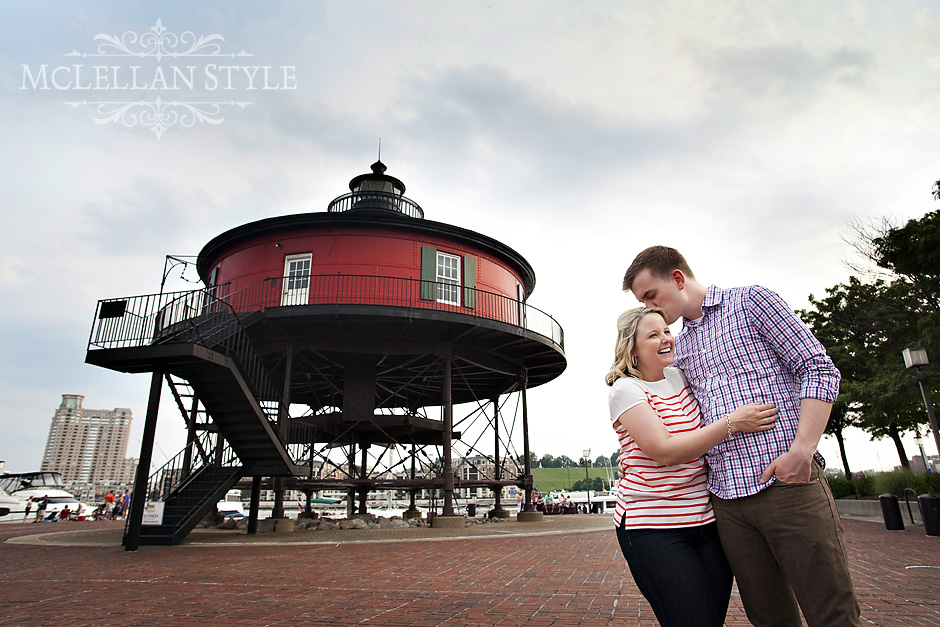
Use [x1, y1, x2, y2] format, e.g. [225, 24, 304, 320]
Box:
[328, 160, 423, 218]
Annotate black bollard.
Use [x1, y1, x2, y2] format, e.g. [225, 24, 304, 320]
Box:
[879, 494, 904, 531]
[918, 494, 940, 537]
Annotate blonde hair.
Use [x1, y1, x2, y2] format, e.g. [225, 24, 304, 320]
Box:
[604, 307, 667, 386]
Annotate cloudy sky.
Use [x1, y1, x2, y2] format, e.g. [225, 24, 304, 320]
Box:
[2, 1, 939, 477]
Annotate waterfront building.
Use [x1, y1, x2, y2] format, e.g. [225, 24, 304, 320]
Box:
[41, 394, 138, 501]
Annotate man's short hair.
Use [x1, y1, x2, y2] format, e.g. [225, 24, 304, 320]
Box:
[622, 246, 694, 291]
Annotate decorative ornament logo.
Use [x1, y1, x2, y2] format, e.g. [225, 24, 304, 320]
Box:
[21, 19, 297, 139]
[76, 18, 239, 61]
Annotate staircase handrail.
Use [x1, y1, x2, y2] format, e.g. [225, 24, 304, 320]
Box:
[88, 288, 284, 421]
[143, 431, 239, 503]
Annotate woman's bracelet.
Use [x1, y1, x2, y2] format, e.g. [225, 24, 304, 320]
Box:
[725, 414, 733, 439]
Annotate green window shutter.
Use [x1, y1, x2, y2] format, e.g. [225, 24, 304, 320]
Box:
[420, 246, 437, 300]
[463, 255, 476, 309]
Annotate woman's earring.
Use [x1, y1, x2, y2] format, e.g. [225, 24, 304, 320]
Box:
[632, 356, 637, 368]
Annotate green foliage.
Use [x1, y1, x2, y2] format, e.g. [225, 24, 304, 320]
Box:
[828, 471, 940, 498]
[853, 473, 876, 498]
[531, 467, 611, 491]
[826, 474, 856, 500]
[872, 209, 940, 288]
[800, 187, 940, 471]
[873, 469, 940, 497]
[868, 207, 940, 381]
[800, 277, 926, 469]
[570, 477, 606, 492]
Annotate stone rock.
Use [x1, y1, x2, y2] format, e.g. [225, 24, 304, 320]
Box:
[218, 518, 238, 530]
[388, 518, 410, 529]
[318, 520, 338, 530]
[340, 518, 368, 530]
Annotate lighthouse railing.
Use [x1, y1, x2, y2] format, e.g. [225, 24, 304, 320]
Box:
[220, 273, 564, 351]
[327, 191, 425, 219]
[87, 289, 291, 445]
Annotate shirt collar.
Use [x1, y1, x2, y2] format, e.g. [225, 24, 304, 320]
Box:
[702, 284, 723, 309]
[682, 285, 723, 327]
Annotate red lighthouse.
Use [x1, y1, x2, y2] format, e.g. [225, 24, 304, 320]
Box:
[87, 161, 566, 547]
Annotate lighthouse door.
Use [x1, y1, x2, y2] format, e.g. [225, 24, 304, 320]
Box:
[281, 253, 312, 306]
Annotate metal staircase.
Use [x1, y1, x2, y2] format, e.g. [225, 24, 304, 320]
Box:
[88, 288, 303, 545]
[135, 464, 244, 546]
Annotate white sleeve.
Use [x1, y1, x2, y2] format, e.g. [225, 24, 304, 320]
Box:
[608, 378, 648, 424]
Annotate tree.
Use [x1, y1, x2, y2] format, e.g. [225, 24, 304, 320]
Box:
[556, 455, 574, 468]
[826, 399, 855, 479]
[516, 452, 538, 469]
[804, 184, 940, 470]
[570, 477, 605, 492]
[871, 209, 940, 357]
[801, 277, 925, 469]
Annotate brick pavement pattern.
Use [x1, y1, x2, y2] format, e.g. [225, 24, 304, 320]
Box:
[0, 516, 937, 626]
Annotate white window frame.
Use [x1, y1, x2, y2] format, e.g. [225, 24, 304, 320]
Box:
[281, 253, 312, 306]
[436, 251, 460, 305]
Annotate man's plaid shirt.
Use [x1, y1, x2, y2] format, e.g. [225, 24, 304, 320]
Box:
[674, 285, 840, 499]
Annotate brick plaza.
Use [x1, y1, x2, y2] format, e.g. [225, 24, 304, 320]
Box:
[1, 515, 937, 626]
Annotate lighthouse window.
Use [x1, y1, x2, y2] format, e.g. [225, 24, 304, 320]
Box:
[420, 246, 476, 308]
[281, 253, 312, 306]
[287, 258, 311, 290]
[436, 252, 460, 305]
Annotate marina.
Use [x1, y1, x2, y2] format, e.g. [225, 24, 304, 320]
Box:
[0, 471, 87, 522]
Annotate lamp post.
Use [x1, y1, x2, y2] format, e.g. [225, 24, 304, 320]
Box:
[915, 431, 931, 473]
[159, 254, 198, 297]
[902, 347, 940, 460]
[583, 448, 591, 514]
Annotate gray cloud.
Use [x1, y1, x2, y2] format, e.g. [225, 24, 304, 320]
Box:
[389, 65, 692, 193]
[80, 179, 195, 255]
[690, 42, 873, 102]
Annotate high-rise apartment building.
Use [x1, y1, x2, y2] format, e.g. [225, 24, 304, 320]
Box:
[41, 394, 138, 499]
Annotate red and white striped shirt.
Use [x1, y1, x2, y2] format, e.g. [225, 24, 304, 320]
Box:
[608, 368, 714, 529]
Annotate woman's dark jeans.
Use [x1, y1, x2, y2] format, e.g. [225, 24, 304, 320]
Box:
[616, 521, 732, 627]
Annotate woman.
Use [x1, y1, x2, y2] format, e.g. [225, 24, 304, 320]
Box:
[606, 307, 777, 627]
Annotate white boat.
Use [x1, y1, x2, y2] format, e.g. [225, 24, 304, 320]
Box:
[0, 488, 19, 519]
[565, 490, 618, 515]
[0, 471, 86, 521]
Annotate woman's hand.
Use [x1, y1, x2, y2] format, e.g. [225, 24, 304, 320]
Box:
[727, 403, 777, 434]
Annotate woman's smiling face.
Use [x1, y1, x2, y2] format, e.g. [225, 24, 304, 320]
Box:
[632, 312, 674, 380]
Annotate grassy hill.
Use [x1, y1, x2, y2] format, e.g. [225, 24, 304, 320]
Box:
[530, 467, 613, 492]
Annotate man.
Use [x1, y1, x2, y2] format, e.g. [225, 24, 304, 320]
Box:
[103, 490, 115, 519]
[34, 495, 49, 523]
[623, 246, 861, 627]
